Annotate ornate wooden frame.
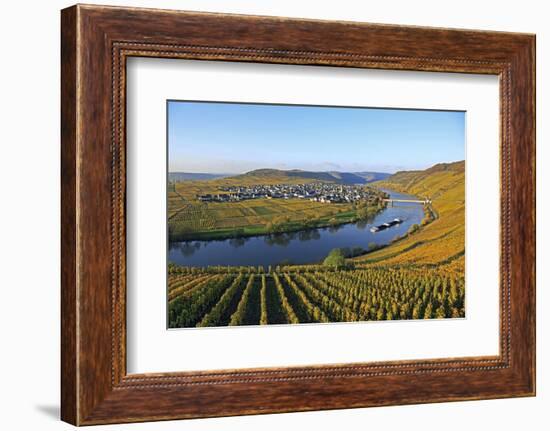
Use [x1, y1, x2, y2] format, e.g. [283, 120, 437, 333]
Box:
[61, 4, 535, 425]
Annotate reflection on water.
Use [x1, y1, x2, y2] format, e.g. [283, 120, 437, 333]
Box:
[327, 224, 342, 234]
[355, 219, 369, 230]
[169, 190, 425, 267]
[264, 233, 293, 247]
[298, 229, 321, 242]
[175, 241, 202, 257]
[228, 237, 249, 248]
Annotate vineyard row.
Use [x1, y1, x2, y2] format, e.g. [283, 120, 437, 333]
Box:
[168, 267, 465, 328]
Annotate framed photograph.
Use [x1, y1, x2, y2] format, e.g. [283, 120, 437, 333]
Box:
[61, 4, 535, 425]
[165, 100, 465, 330]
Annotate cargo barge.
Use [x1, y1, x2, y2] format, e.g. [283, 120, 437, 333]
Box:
[369, 218, 403, 233]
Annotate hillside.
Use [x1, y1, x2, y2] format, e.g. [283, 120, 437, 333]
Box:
[235, 168, 340, 183]
[168, 263, 464, 328]
[375, 161, 465, 199]
[353, 171, 392, 182]
[358, 160, 465, 269]
[169, 172, 229, 182]
[167, 160, 466, 327]
[232, 168, 389, 185]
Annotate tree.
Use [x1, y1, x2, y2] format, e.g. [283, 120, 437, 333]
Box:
[408, 224, 420, 234]
[323, 248, 346, 268]
[328, 217, 339, 226]
[367, 242, 378, 251]
[266, 215, 290, 233]
[357, 206, 370, 220]
[304, 213, 318, 228]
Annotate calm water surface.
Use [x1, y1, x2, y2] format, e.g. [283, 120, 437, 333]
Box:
[169, 190, 424, 267]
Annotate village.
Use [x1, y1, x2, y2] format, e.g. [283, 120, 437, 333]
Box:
[196, 182, 387, 204]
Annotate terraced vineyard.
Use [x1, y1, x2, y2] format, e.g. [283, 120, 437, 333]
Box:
[168, 264, 465, 328]
[167, 161, 466, 328]
[168, 192, 368, 241]
[362, 160, 465, 266]
[167, 168, 387, 241]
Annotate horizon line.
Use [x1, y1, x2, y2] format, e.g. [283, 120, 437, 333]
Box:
[168, 160, 465, 176]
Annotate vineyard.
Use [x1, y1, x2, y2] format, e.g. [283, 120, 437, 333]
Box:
[362, 160, 465, 266]
[168, 263, 465, 328]
[167, 160, 466, 328]
[167, 169, 386, 241]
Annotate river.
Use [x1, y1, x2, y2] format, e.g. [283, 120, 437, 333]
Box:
[168, 190, 424, 267]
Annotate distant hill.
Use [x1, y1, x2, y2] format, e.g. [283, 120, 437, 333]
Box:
[352, 171, 391, 182]
[232, 168, 389, 185]
[169, 172, 230, 182]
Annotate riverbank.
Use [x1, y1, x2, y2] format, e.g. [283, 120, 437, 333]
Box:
[351, 202, 437, 263]
[168, 178, 389, 242]
[169, 204, 386, 242]
[168, 190, 425, 268]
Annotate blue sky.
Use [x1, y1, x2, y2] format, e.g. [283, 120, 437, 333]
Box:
[168, 101, 465, 174]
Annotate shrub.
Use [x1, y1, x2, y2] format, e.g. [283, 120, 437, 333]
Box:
[323, 248, 346, 268]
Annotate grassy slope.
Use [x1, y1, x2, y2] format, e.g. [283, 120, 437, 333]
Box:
[356, 161, 465, 270]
